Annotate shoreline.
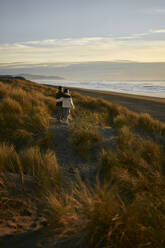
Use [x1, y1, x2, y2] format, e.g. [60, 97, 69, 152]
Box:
[69, 86, 165, 102]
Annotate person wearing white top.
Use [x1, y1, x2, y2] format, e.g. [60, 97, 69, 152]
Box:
[56, 89, 75, 123]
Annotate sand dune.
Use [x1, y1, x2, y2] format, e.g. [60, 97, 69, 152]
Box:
[69, 87, 165, 122]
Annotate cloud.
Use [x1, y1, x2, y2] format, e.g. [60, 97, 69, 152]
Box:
[1, 33, 165, 66]
[17, 37, 105, 47]
[0, 62, 75, 69]
[141, 8, 165, 15]
[116, 29, 165, 40]
[150, 29, 165, 34]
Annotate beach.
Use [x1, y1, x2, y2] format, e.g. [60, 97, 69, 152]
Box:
[69, 87, 165, 123]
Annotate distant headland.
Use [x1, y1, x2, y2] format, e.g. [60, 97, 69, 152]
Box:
[0, 75, 26, 80]
[0, 74, 64, 81]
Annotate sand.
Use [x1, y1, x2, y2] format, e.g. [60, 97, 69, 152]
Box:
[69, 87, 165, 123]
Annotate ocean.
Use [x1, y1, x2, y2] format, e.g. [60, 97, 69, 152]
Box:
[35, 80, 165, 98]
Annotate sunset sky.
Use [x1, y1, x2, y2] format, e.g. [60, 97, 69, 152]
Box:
[0, 0, 165, 80]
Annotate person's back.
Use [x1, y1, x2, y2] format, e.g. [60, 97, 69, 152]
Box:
[61, 89, 75, 123]
[56, 86, 63, 121]
[62, 91, 72, 108]
[56, 86, 63, 107]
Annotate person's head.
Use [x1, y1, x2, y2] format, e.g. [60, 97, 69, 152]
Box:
[58, 86, 62, 92]
[64, 88, 69, 94]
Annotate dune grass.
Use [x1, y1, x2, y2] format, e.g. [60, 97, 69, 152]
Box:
[46, 127, 165, 247]
[48, 93, 165, 247]
[0, 79, 57, 148]
[0, 78, 165, 247]
[99, 127, 164, 207]
[72, 119, 102, 160]
[99, 126, 162, 180]
[0, 143, 60, 191]
[47, 174, 165, 248]
[72, 92, 165, 135]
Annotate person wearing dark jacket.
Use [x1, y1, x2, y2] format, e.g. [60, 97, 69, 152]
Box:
[56, 86, 63, 121]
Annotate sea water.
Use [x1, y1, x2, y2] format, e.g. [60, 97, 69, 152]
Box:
[36, 80, 165, 98]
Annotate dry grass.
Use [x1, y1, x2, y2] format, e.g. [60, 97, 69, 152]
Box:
[0, 78, 165, 247]
[72, 120, 102, 160]
[0, 81, 10, 98]
[35, 131, 55, 150]
[0, 143, 60, 191]
[20, 146, 60, 190]
[47, 175, 165, 248]
[99, 127, 164, 207]
[99, 127, 162, 179]
[0, 143, 22, 175]
[113, 114, 130, 129]
[136, 113, 165, 135]
[0, 79, 57, 147]
[72, 92, 165, 135]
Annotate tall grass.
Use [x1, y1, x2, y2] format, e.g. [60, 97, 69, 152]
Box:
[0, 79, 55, 146]
[0, 143, 60, 191]
[1, 97, 23, 114]
[0, 78, 165, 247]
[72, 120, 102, 160]
[99, 127, 163, 206]
[72, 92, 165, 135]
[0, 81, 10, 98]
[47, 176, 165, 248]
[136, 113, 165, 135]
[20, 146, 60, 190]
[0, 143, 22, 175]
[25, 105, 50, 134]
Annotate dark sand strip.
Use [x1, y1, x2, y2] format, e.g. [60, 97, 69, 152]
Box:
[70, 88, 165, 123]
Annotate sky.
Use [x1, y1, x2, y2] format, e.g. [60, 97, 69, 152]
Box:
[0, 0, 165, 80]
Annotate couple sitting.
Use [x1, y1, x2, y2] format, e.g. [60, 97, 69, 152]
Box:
[56, 86, 75, 123]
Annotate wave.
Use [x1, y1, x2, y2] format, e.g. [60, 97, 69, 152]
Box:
[35, 80, 165, 98]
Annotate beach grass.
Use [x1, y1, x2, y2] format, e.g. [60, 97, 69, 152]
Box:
[0, 77, 165, 247]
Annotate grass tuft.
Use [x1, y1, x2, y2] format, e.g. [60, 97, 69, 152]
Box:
[72, 121, 102, 160]
[20, 146, 60, 190]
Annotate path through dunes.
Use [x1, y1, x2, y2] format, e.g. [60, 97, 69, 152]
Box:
[0, 113, 117, 247]
[49, 114, 117, 184]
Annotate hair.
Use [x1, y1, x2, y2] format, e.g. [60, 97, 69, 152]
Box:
[64, 88, 69, 93]
[58, 86, 62, 91]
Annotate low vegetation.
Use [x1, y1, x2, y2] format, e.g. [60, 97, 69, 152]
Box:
[72, 92, 165, 135]
[0, 77, 165, 247]
[0, 78, 57, 149]
[0, 143, 60, 191]
[72, 120, 102, 160]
